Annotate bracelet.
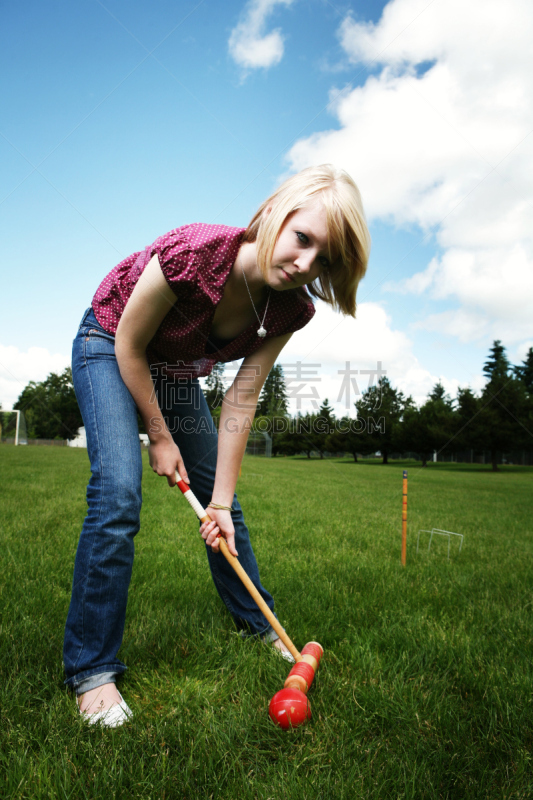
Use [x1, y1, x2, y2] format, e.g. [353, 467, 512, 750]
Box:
[208, 502, 232, 511]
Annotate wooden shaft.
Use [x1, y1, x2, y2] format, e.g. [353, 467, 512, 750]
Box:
[217, 538, 301, 662]
[401, 469, 408, 567]
[174, 472, 301, 663]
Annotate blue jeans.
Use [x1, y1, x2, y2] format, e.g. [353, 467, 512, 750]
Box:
[64, 308, 276, 695]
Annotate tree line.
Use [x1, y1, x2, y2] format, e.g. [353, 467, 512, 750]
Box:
[6, 341, 533, 470]
[210, 341, 532, 471]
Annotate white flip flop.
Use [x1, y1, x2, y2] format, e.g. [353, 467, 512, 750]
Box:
[80, 691, 132, 728]
[271, 639, 296, 663]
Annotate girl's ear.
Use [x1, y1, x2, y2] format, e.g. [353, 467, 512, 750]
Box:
[262, 204, 272, 218]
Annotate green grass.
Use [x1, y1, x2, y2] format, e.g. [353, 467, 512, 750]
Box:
[0, 446, 532, 799]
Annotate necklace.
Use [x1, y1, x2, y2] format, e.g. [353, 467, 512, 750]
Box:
[240, 259, 271, 338]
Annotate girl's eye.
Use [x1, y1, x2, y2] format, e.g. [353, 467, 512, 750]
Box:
[296, 231, 308, 244]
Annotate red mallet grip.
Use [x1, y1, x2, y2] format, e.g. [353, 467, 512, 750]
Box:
[299, 641, 323, 672]
[284, 661, 316, 694]
[301, 641, 324, 665]
[284, 642, 324, 693]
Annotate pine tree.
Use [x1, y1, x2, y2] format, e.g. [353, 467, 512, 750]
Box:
[429, 382, 452, 404]
[514, 347, 533, 393]
[454, 387, 483, 453]
[287, 412, 317, 459]
[399, 383, 455, 466]
[257, 363, 288, 416]
[479, 341, 528, 471]
[483, 340, 510, 380]
[355, 377, 414, 464]
[307, 399, 336, 459]
[318, 398, 335, 424]
[204, 363, 226, 411]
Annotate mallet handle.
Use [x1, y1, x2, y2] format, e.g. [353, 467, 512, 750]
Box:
[174, 472, 301, 663]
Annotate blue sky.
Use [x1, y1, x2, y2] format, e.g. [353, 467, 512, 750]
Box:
[1, 0, 532, 415]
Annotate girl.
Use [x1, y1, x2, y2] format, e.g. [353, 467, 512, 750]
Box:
[65, 164, 370, 727]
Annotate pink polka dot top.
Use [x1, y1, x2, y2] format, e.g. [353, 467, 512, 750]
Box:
[92, 223, 315, 379]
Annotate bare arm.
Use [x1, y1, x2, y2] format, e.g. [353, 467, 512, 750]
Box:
[114, 254, 190, 484]
[115, 253, 292, 555]
[200, 331, 292, 554]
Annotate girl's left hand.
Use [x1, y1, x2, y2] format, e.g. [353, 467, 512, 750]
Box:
[200, 508, 238, 557]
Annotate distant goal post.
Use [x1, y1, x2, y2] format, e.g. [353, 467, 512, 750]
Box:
[0, 410, 28, 445]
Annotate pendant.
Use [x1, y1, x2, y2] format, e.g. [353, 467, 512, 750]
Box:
[257, 326, 267, 338]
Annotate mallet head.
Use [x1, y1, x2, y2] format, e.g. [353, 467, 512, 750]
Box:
[269, 688, 311, 729]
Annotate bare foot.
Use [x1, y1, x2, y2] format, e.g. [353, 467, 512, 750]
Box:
[272, 638, 295, 662]
[77, 682, 122, 714]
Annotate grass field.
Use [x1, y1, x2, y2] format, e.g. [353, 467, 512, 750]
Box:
[1, 445, 532, 800]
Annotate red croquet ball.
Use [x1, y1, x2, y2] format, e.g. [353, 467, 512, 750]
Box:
[268, 688, 311, 729]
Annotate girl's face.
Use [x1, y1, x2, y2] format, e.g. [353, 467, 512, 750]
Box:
[267, 200, 331, 290]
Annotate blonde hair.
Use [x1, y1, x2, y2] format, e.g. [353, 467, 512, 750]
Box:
[242, 165, 371, 317]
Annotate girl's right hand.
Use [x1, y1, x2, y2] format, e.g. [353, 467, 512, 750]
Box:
[148, 436, 189, 486]
[199, 508, 238, 557]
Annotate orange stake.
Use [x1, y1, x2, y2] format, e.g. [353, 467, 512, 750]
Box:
[401, 469, 408, 566]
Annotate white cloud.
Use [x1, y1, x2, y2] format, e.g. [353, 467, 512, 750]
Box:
[281, 301, 449, 412]
[0, 345, 69, 408]
[516, 340, 533, 362]
[286, 0, 533, 346]
[228, 0, 295, 70]
[408, 245, 533, 343]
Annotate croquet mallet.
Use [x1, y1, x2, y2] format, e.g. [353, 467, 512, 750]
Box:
[268, 641, 324, 728]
